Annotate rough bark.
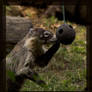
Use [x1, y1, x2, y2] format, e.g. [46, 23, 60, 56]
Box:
[6, 16, 33, 54]
[6, 16, 33, 44]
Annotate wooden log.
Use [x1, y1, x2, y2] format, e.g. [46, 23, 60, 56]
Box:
[6, 16, 33, 44]
[6, 16, 33, 54]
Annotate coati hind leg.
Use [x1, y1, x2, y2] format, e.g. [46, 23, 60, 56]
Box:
[8, 67, 46, 92]
[16, 67, 46, 86]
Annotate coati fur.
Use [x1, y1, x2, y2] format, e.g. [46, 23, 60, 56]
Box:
[6, 28, 60, 91]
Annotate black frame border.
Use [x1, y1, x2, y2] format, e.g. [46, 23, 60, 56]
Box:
[0, 0, 92, 92]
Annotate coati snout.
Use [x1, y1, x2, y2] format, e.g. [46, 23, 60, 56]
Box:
[26, 28, 57, 44]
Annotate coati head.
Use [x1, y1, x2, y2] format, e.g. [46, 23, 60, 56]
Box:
[24, 28, 57, 52]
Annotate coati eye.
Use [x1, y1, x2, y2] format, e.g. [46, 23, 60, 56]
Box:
[44, 31, 51, 38]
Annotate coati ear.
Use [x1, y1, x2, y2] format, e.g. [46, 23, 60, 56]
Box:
[29, 28, 34, 34]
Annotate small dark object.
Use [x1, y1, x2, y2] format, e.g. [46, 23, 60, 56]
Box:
[56, 24, 75, 45]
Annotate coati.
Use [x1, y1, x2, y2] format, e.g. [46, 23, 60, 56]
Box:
[6, 28, 60, 91]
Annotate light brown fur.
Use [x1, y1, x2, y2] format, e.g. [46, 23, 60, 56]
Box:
[6, 28, 56, 91]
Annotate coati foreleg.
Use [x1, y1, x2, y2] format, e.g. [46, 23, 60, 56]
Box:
[35, 41, 60, 67]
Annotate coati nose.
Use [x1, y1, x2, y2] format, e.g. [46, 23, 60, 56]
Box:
[48, 34, 57, 43]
